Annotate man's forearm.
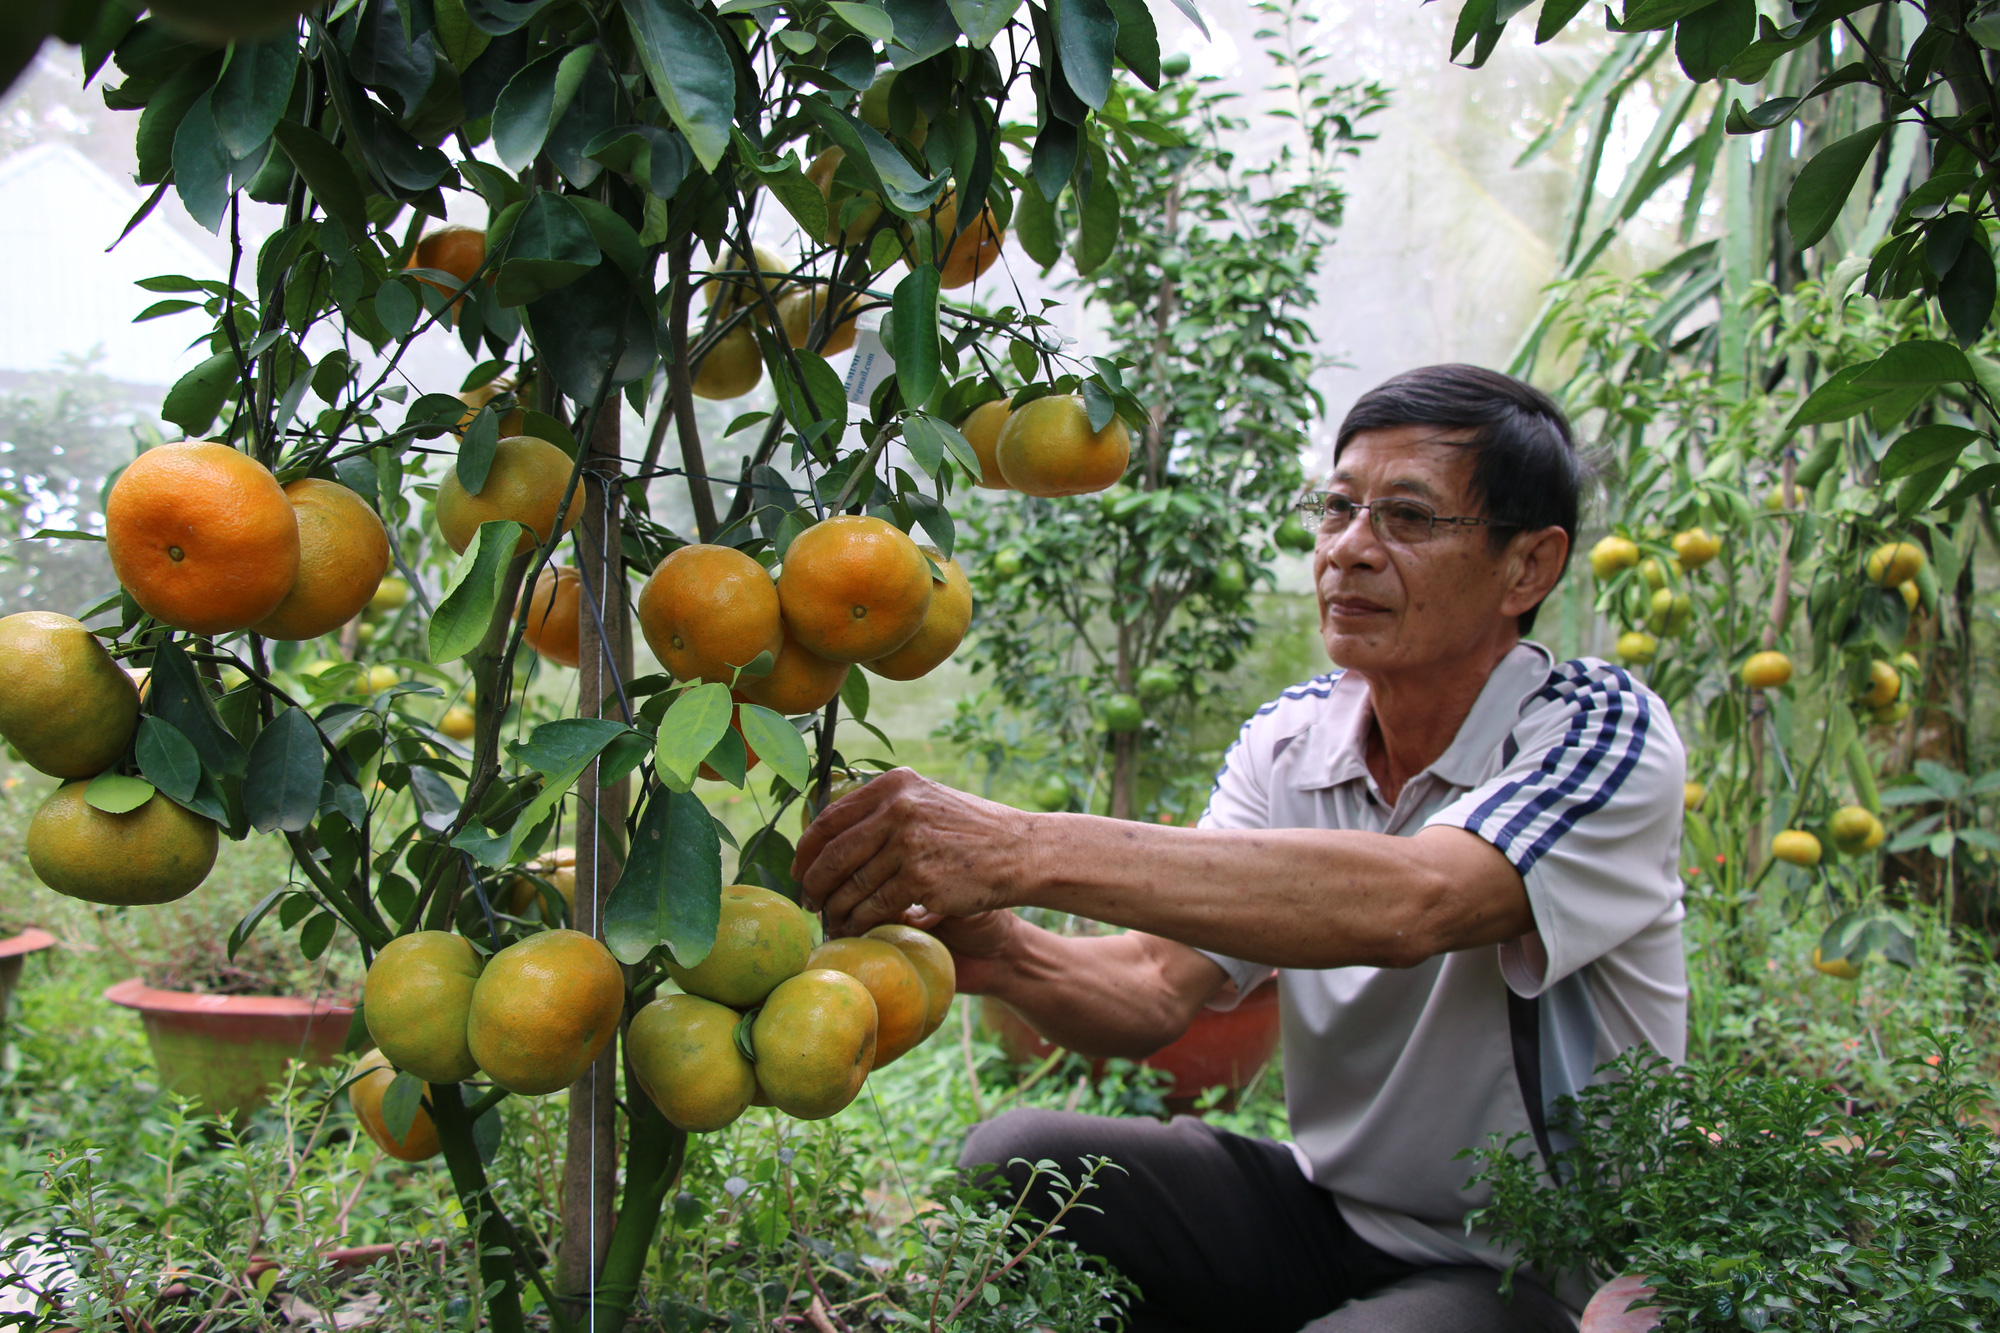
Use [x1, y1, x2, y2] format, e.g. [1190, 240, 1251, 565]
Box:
[969, 921, 1225, 1059]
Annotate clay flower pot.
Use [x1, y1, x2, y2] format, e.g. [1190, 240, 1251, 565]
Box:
[104, 979, 355, 1118]
[982, 977, 1282, 1113]
[1581, 1275, 1661, 1332]
[0, 928, 58, 1034]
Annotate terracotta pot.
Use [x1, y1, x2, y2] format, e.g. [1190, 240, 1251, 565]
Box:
[0, 928, 58, 1034]
[104, 979, 355, 1118]
[981, 977, 1282, 1113]
[1581, 1274, 1661, 1332]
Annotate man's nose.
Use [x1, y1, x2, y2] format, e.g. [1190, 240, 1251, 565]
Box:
[1322, 511, 1385, 570]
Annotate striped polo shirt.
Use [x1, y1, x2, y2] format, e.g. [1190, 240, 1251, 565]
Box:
[1197, 641, 1687, 1285]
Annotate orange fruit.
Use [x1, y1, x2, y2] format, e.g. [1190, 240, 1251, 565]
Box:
[27, 782, 218, 905]
[750, 969, 877, 1120]
[465, 929, 625, 1096]
[0, 612, 141, 779]
[105, 441, 302, 634]
[250, 479, 391, 641]
[1741, 650, 1793, 689]
[692, 324, 764, 400]
[957, 398, 1013, 489]
[435, 435, 581, 555]
[627, 993, 757, 1133]
[363, 931, 484, 1084]
[663, 883, 813, 1008]
[454, 381, 525, 438]
[439, 705, 476, 740]
[506, 847, 576, 922]
[703, 244, 790, 318]
[733, 628, 849, 716]
[865, 549, 971, 681]
[523, 566, 582, 668]
[776, 287, 860, 356]
[406, 225, 486, 307]
[907, 193, 1004, 289]
[865, 923, 956, 1039]
[807, 937, 929, 1068]
[348, 1049, 442, 1162]
[637, 544, 784, 685]
[995, 395, 1131, 497]
[775, 516, 932, 664]
[806, 147, 884, 245]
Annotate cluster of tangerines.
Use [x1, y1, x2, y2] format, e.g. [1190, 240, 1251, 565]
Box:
[348, 885, 955, 1159]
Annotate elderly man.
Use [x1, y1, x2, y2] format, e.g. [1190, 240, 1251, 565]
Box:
[794, 365, 1687, 1332]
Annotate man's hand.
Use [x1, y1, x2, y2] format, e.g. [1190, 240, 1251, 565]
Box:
[792, 768, 1040, 934]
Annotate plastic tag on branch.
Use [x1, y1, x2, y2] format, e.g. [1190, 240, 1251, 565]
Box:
[842, 317, 894, 405]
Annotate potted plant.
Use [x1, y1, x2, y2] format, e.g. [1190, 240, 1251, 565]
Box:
[0, 925, 58, 1037]
[101, 909, 359, 1119]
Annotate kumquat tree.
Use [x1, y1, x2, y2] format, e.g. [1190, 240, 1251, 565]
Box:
[0, 0, 1193, 1324]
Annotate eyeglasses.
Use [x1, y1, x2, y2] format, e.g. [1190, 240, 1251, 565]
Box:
[1294, 491, 1514, 545]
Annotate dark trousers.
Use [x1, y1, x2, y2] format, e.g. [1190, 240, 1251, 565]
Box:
[959, 1109, 1578, 1333]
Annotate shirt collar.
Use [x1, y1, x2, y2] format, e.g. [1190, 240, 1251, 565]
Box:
[1291, 641, 1555, 793]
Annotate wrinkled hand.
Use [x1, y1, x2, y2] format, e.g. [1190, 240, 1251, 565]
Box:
[791, 768, 1039, 936]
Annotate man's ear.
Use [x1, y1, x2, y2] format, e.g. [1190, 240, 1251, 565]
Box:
[1501, 526, 1570, 620]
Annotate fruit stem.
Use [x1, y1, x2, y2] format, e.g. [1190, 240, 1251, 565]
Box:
[429, 1081, 532, 1333]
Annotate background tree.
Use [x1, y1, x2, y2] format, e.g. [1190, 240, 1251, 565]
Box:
[951, 0, 1387, 821]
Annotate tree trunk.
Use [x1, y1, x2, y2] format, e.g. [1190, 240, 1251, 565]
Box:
[1110, 731, 1136, 820]
[557, 402, 631, 1305]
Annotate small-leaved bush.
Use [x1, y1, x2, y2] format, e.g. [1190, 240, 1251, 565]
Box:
[1467, 1036, 2000, 1330]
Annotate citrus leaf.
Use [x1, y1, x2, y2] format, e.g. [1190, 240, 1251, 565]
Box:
[211, 35, 298, 158]
[148, 638, 247, 777]
[892, 265, 941, 408]
[271, 120, 370, 234]
[733, 1007, 759, 1062]
[381, 1070, 425, 1142]
[738, 704, 811, 793]
[136, 716, 202, 805]
[619, 0, 735, 173]
[429, 520, 526, 664]
[1880, 423, 1983, 480]
[244, 707, 325, 834]
[656, 683, 733, 786]
[84, 772, 155, 814]
[457, 406, 501, 493]
[1787, 123, 1888, 250]
[161, 350, 241, 437]
[605, 786, 722, 966]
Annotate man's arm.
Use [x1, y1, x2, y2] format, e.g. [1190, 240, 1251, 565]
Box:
[793, 769, 1534, 969]
[935, 909, 1232, 1057]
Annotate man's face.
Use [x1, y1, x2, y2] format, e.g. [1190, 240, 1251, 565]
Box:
[1312, 425, 1529, 675]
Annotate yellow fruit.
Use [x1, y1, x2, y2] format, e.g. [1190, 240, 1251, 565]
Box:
[506, 848, 575, 922]
[1614, 630, 1657, 665]
[1772, 829, 1822, 867]
[464, 930, 625, 1096]
[637, 544, 785, 685]
[995, 395, 1131, 498]
[859, 71, 928, 146]
[1589, 535, 1640, 579]
[1829, 805, 1886, 856]
[864, 550, 972, 681]
[1672, 527, 1721, 570]
[1683, 781, 1707, 812]
[27, 782, 218, 905]
[957, 398, 1014, 489]
[435, 436, 581, 556]
[439, 705, 476, 740]
[775, 516, 933, 664]
[1812, 948, 1861, 981]
[627, 993, 757, 1133]
[1873, 699, 1911, 724]
[250, 479, 393, 641]
[0, 612, 141, 779]
[664, 883, 814, 1008]
[750, 968, 878, 1120]
[692, 324, 764, 400]
[1861, 660, 1899, 708]
[454, 382, 525, 438]
[1640, 558, 1670, 591]
[369, 577, 411, 614]
[776, 287, 860, 357]
[1647, 588, 1693, 637]
[1897, 579, 1920, 612]
[807, 937, 929, 1068]
[1741, 650, 1793, 689]
[865, 924, 956, 1039]
[363, 931, 484, 1085]
[348, 1049, 442, 1162]
[366, 665, 400, 693]
[703, 244, 790, 318]
[1865, 541, 1924, 587]
[806, 147, 885, 246]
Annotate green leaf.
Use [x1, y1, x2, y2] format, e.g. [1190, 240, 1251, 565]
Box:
[605, 786, 722, 966]
[1537, 0, 1593, 41]
[1673, 0, 1752, 82]
[1054, 0, 1119, 109]
[1105, 0, 1159, 86]
[731, 132, 830, 243]
[85, 772, 156, 814]
[457, 407, 501, 494]
[272, 121, 371, 233]
[947, 0, 1022, 46]
[620, 0, 736, 174]
[738, 705, 810, 792]
[381, 1070, 425, 1142]
[455, 718, 634, 868]
[136, 716, 202, 805]
[1620, 0, 1719, 30]
[491, 48, 568, 172]
[1932, 462, 2000, 509]
[1857, 339, 1975, 386]
[212, 37, 298, 158]
[494, 191, 601, 307]
[1880, 424, 1983, 481]
[892, 265, 942, 408]
[299, 910, 338, 960]
[841, 666, 869, 723]
[1014, 174, 1060, 269]
[657, 683, 734, 786]
[148, 638, 247, 777]
[1074, 172, 1120, 276]
[1787, 123, 1888, 250]
[429, 521, 526, 664]
[374, 279, 418, 340]
[244, 707, 325, 834]
[828, 1, 897, 40]
[1939, 240, 1996, 345]
[161, 350, 239, 437]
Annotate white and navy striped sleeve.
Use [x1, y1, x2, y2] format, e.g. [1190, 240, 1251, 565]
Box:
[1425, 658, 1686, 995]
